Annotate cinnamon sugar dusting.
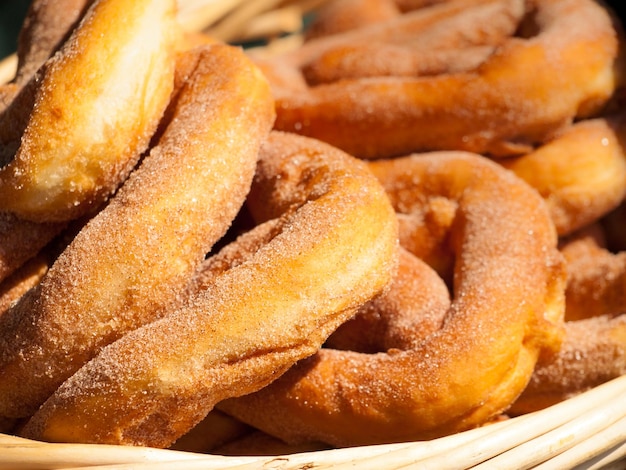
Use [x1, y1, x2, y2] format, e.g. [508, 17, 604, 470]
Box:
[0, 43, 274, 422]
[19, 131, 398, 447]
[218, 151, 567, 446]
[0, 0, 624, 455]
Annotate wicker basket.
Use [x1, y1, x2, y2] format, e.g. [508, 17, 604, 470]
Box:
[0, 1, 625, 468]
[1, 374, 625, 469]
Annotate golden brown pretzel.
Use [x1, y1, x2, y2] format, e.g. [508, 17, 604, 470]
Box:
[20, 131, 398, 448]
[510, 226, 626, 414]
[0, 43, 275, 421]
[300, 0, 521, 85]
[258, 0, 622, 159]
[0, 0, 180, 222]
[218, 151, 565, 447]
[501, 114, 626, 236]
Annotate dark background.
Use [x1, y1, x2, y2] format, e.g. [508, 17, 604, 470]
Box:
[0, 0, 29, 59]
[0, 0, 624, 68]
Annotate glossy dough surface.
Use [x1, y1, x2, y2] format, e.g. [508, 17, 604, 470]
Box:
[0, 0, 179, 222]
[502, 114, 626, 236]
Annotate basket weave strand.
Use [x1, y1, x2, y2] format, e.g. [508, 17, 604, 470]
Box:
[1, 375, 626, 469]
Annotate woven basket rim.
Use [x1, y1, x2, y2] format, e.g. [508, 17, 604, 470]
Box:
[2, 374, 626, 469]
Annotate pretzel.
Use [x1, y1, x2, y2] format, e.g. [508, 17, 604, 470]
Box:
[218, 151, 565, 446]
[257, 0, 622, 159]
[20, 131, 398, 448]
[0, 43, 275, 420]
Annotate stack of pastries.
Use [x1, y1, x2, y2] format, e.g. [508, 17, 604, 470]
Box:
[0, 0, 624, 455]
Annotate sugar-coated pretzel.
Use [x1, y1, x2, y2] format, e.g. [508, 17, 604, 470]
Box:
[259, 0, 622, 159]
[218, 151, 565, 446]
[0, 0, 180, 222]
[20, 131, 398, 448]
[0, 43, 275, 420]
[501, 114, 626, 236]
[510, 225, 626, 414]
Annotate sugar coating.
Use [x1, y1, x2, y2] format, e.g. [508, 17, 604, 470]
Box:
[265, 0, 619, 159]
[0, 43, 274, 420]
[218, 151, 567, 447]
[20, 131, 398, 448]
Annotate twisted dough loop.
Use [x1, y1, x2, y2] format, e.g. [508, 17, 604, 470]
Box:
[263, 0, 621, 158]
[219, 152, 565, 446]
[510, 227, 626, 414]
[0, 0, 180, 222]
[301, 0, 523, 84]
[0, 43, 275, 420]
[21, 131, 398, 448]
[502, 114, 626, 236]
